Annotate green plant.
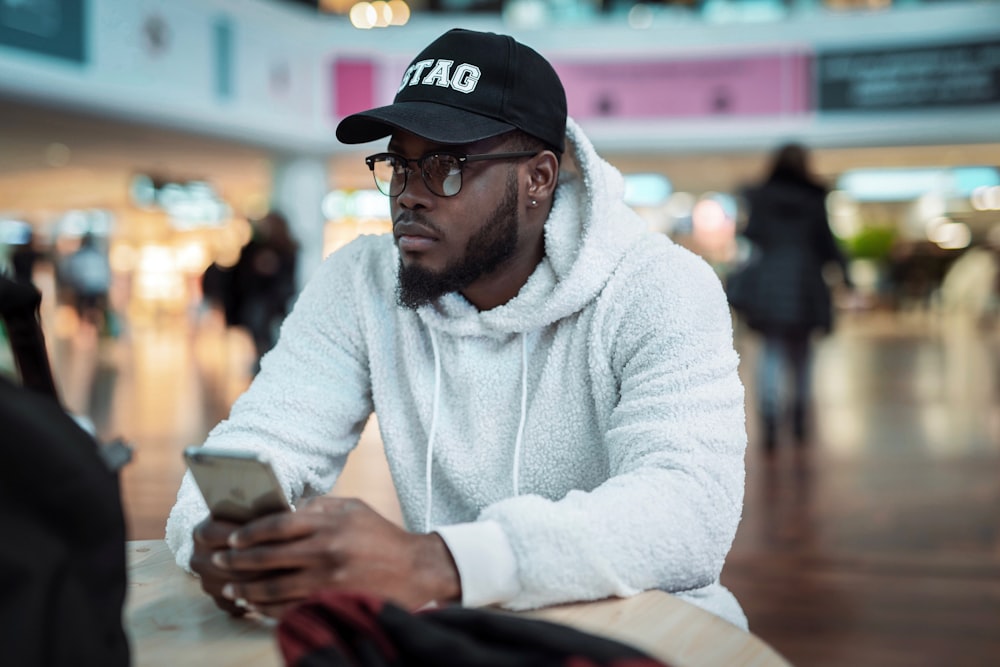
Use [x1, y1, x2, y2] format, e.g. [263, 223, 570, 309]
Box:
[842, 225, 897, 261]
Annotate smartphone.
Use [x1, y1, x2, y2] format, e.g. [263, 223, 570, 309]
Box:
[183, 446, 292, 523]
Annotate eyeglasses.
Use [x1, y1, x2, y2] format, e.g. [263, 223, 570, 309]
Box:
[365, 150, 539, 198]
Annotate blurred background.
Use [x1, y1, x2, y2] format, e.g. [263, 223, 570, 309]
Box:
[0, 1, 998, 665]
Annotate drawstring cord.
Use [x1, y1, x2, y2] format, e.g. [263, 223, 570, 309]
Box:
[512, 332, 528, 497]
[423, 330, 528, 532]
[424, 329, 442, 533]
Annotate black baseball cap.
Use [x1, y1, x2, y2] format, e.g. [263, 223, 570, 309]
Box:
[336, 29, 567, 152]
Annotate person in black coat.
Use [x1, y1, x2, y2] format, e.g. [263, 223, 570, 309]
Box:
[11, 229, 43, 286]
[230, 211, 300, 371]
[733, 143, 852, 453]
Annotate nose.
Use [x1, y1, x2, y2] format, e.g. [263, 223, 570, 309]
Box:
[395, 166, 435, 210]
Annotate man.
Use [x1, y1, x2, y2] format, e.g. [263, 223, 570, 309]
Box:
[166, 28, 748, 628]
[63, 232, 111, 331]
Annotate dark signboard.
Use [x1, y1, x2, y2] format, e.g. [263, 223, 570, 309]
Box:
[818, 39, 1000, 111]
[0, 0, 85, 63]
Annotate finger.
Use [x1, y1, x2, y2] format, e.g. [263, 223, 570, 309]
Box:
[222, 570, 320, 606]
[214, 594, 251, 618]
[194, 517, 242, 548]
[194, 568, 253, 617]
[191, 550, 222, 578]
[228, 511, 314, 549]
[193, 552, 267, 585]
[254, 601, 297, 620]
[213, 537, 339, 573]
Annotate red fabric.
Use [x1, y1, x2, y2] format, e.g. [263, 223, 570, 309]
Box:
[278, 592, 395, 666]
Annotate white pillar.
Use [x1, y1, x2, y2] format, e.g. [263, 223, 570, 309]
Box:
[270, 155, 328, 289]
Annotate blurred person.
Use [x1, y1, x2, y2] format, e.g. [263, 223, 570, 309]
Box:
[200, 259, 236, 324]
[11, 229, 43, 286]
[938, 243, 999, 323]
[167, 29, 747, 628]
[0, 242, 10, 279]
[230, 211, 299, 369]
[731, 143, 852, 453]
[886, 239, 951, 312]
[64, 232, 112, 332]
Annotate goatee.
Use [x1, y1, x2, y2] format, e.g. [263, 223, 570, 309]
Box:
[397, 172, 520, 310]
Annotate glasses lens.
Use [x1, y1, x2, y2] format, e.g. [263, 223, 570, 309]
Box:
[371, 156, 403, 196]
[422, 154, 463, 197]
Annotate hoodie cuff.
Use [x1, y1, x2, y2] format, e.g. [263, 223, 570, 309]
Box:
[434, 520, 521, 608]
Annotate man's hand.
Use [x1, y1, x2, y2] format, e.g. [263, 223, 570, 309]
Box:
[209, 497, 462, 618]
[190, 517, 262, 616]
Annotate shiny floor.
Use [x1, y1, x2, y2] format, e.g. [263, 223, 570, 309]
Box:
[33, 290, 1000, 666]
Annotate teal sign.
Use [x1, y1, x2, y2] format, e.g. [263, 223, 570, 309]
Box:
[213, 16, 234, 100]
[0, 0, 86, 64]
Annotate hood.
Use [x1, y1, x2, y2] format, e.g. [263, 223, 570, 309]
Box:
[417, 117, 648, 338]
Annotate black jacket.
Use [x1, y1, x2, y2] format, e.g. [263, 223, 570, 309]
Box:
[733, 176, 849, 334]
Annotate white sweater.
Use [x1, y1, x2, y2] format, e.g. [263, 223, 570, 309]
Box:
[166, 119, 748, 628]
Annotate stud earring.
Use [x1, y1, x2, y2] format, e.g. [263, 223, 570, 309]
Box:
[530, 199, 537, 207]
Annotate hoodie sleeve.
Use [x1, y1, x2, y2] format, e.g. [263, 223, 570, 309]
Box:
[475, 243, 747, 612]
[165, 238, 378, 571]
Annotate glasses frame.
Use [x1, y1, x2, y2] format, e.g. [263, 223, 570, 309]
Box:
[365, 150, 539, 198]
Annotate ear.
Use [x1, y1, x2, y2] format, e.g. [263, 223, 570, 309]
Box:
[525, 151, 560, 205]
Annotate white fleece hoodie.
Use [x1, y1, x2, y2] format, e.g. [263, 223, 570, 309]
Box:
[166, 119, 748, 628]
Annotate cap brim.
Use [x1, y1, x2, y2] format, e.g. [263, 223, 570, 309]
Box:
[336, 101, 517, 146]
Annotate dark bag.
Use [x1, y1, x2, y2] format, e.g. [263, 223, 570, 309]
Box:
[724, 235, 768, 321]
[277, 591, 671, 667]
[725, 259, 761, 318]
[0, 276, 130, 667]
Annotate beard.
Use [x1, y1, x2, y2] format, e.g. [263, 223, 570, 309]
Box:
[397, 171, 519, 310]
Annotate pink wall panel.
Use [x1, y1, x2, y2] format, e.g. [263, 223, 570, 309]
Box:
[334, 59, 376, 119]
[332, 52, 812, 123]
[553, 52, 811, 120]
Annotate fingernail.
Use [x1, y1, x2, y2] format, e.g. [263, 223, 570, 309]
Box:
[227, 532, 239, 547]
[234, 597, 249, 609]
[212, 553, 225, 568]
[222, 583, 235, 600]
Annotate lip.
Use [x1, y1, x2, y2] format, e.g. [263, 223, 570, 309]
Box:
[394, 221, 440, 253]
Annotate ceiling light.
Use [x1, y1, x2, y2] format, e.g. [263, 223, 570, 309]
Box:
[371, 0, 391, 27]
[350, 2, 377, 29]
[387, 0, 409, 25]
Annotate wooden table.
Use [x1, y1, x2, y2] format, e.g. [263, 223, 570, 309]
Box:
[126, 540, 790, 667]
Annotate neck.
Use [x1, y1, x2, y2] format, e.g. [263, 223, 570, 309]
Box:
[461, 235, 545, 311]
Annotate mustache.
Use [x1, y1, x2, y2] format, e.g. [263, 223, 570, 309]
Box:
[393, 212, 443, 236]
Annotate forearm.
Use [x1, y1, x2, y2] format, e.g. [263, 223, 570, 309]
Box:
[482, 461, 744, 611]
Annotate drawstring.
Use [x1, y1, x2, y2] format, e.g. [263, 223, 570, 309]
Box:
[424, 329, 442, 533]
[423, 330, 529, 532]
[512, 332, 528, 497]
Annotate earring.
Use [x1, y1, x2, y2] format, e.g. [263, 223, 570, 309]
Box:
[530, 199, 537, 207]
